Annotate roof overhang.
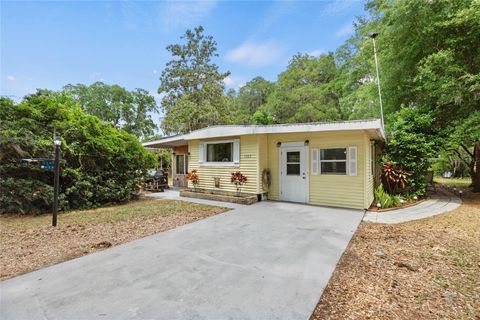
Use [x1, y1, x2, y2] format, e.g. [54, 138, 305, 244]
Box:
[142, 119, 386, 148]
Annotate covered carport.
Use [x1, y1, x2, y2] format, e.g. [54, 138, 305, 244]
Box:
[143, 136, 189, 188]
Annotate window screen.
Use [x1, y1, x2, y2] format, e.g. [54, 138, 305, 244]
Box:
[206, 142, 233, 162]
[286, 151, 300, 175]
[320, 148, 347, 175]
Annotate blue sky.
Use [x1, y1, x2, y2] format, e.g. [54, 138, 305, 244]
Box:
[1, 0, 364, 103]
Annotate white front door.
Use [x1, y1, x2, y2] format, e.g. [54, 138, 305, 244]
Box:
[280, 145, 308, 203]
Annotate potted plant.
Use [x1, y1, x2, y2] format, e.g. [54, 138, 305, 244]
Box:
[186, 170, 200, 192]
[230, 171, 247, 196]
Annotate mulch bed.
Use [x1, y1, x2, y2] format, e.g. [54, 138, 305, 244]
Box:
[0, 199, 226, 281]
[311, 191, 480, 319]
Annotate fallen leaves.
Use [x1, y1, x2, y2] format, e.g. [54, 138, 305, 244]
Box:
[0, 198, 227, 280]
[311, 191, 480, 320]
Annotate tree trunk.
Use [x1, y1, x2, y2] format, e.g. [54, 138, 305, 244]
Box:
[473, 141, 480, 193]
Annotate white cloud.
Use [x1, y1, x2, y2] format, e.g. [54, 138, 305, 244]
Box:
[153, 69, 158, 75]
[335, 22, 354, 38]
[6, 75, 16, 81]
[223, 75, 235, 87]
[161, 1, 217, 31]
[322, 0, 359, 16]
[226, 41, 285, 67]
[308, 49, 325, 57]
[223, 75, 246, 89]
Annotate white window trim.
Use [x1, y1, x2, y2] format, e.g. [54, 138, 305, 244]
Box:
[319, 147, 348, 175]
[200, 139, 240, 167]
[279, 141, 305, 147]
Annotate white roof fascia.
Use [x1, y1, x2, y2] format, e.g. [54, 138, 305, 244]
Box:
[142, 119, 386, 148]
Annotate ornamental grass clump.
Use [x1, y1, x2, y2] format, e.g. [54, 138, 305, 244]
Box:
[230, 171, 247, 196]
[186, 170, 200, 192]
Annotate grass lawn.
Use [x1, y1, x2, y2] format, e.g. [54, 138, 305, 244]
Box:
[434, 176, 471, 188]
[0, 197, 228, 280]
[311, 191, 479, 319]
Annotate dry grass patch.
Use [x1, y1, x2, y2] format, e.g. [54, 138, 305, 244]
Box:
[311, 192, 480, 320]
[0, 198, 228, 280]
[434, 177, 471, 188]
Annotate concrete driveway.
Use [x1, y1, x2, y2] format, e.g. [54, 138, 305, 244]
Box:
[1, 201, 363, 320]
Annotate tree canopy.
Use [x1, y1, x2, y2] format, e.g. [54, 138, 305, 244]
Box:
[0, 91, 157, 214]
[63, 82, 158, 138]
[158, 26, 232, 134]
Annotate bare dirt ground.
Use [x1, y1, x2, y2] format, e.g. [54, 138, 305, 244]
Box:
[311, 191, 480, 320]
[0, 198, 227, 280]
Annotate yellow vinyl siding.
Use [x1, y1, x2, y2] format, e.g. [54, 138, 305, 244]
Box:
[187, 130, 376, 209]
[188, 135, 259, 194]
[266, 131, 367, 209]
[257, 135, 268, 193]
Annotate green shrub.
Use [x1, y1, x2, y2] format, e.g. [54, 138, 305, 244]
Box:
[0, 91, 157, 214]
[375, 185, 400, 209]
[384, 108, 442, 196]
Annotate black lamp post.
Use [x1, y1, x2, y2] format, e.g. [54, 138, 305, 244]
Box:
[52, 136, 61, 227]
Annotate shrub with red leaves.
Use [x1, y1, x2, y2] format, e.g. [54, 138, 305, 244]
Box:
[186, 169, 200, 191]
[381, 162, 411, 195]
[230, 171, 247, 195]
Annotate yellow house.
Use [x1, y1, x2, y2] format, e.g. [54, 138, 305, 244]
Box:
[143, 119, 385, 209]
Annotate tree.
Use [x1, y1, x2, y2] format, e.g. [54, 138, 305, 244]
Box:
[233, 77, 274, 124]
[142, 134, 173, 170]
[0, 90, 157, 214]
[158, 26, 231, 134]
[63, 82, 158, 138]
[338, 0, 480, 192]
[446, 112, 480, 191]
[265, 53, 344, 123]
[384, 108, 442, 195]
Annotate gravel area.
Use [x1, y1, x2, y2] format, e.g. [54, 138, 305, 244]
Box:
[0, 198, 227, 280]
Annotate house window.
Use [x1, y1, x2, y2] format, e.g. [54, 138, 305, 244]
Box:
[198, 139, 240, 166]
[176, 155, 187, 174]
[206, 142, 233, 162]
[320, 148, 347, 175]
[286, 151, 301, 175]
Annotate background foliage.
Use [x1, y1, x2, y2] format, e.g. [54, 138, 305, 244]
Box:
[0, 91, 157, 214]
[63, 82, 159, 139]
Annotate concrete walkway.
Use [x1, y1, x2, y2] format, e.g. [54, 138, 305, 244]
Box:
[146, 189, 246, 209]
[363, 194, 461, 224]
[1, 201, 363, 320]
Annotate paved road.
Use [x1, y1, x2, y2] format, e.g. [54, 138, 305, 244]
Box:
[1, 201, 363, 320]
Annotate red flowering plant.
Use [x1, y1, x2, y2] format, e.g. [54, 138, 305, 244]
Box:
[230, 171, 247, 196]
[186, 169, 200, 192]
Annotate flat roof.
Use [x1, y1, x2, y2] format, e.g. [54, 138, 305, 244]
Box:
[143, 119, 386, 148]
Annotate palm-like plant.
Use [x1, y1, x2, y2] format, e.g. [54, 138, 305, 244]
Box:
[381, 162, 411, 194]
